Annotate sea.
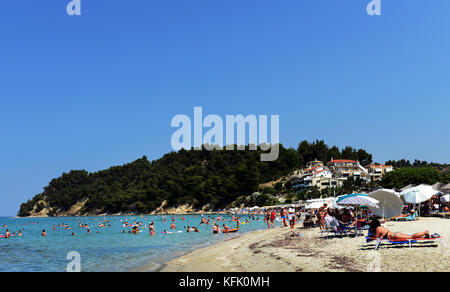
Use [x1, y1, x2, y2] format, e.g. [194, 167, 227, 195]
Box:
[0, 214, 268, 272]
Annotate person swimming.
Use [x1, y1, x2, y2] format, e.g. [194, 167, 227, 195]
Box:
[42, 230, 47, 237]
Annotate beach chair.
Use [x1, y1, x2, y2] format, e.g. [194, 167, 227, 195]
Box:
[365, 236, 444, 250]
[336, 222, 358, 238]
[319, 227, 340, 239]
[435, 212, 450, 219]
[395, 211, 418, 222]
[320, 221, 350, 239]
[352, 222, 368, 238]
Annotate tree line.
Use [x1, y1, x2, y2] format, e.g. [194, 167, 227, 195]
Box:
[17, 140, 449, 216]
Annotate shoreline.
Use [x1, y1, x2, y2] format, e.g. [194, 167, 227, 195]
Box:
[16, 212, 231, 219]
[159, 218, 450, 272]
[132, 232, 250, 272]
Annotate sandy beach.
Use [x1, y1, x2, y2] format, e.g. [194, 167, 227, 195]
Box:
[161, 217, 450, 272]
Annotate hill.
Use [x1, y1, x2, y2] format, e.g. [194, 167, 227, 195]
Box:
[18, 145, 300, 217]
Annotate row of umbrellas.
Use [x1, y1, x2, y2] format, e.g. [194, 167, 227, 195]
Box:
[331, 185, 444, 218]
[253, 184, 447, 218]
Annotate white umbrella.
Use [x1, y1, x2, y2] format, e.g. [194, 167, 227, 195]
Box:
[442, 183, 450, 192]
[400, 185, 439, 204]
[331, 198, 343, 209]
[337, 196, 379, 208]
[440, 194, 450, 203]
[305, 201, 325, 209]
[368, 189, 404, 218]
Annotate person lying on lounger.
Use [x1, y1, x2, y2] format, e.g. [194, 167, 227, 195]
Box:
[390, 209, 416, 220]
[369, 219, 439, 240]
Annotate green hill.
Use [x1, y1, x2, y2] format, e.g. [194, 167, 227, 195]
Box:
[18, 145, 300, 217]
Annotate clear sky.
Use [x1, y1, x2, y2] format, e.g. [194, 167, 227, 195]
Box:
[0, 0, 449, 216]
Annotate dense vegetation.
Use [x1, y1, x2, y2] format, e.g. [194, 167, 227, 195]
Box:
[296, 140, 373, 166]
[18, 145, 300, 216]
[380, 167, 450, 190]
[18, 140, 374, 216]
[385, 159, 449, 170]
[18, 140, 449, 216]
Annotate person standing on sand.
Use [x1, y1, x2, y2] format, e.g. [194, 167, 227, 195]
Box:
[317, 206, 326, 230]
[281, 208, 289, 227]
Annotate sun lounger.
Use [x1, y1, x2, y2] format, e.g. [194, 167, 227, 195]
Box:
[365, 236, 443, 250]
[319, 228, 340, 239]
[433, 212, 450, 219]
[394, 211, 418, 221]
[320, 221, 364, 239]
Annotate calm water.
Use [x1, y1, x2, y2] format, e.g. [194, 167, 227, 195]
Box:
[0, 215, 268, 272]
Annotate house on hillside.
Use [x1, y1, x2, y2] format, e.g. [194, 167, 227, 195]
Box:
[327, 159, 368, 180]
[366, 164, 393, 181]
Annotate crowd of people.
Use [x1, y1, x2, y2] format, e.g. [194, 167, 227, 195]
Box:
[2, 199, 446, 241]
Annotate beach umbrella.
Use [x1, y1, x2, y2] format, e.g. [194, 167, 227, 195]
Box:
[432, 182, 446, 192]
[442, 183, 450, 193]
[368, 189, 403, 218]
[440, 194, 450, 203]
[400, 184, 416, 192]
[330, 198, 343, 209]
[400, 185, 439, 204]
[401, 185, 440, 216]
[337, 195, 379, 208]
[305, 201, 325, 209]
[336, 193, 367, 203]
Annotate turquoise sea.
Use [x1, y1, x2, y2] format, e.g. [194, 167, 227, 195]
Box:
[0, 215, 268, 272]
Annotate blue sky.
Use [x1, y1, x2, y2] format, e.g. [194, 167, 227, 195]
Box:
[0, 0, 449, 216]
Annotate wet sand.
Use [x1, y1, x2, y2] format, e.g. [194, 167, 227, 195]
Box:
[160, 217, 450, 272]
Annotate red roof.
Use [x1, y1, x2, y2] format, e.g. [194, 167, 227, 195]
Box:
[304, 166, 322, 172]
[313, 169, 330, 175]
[328, 160, 357, 164]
